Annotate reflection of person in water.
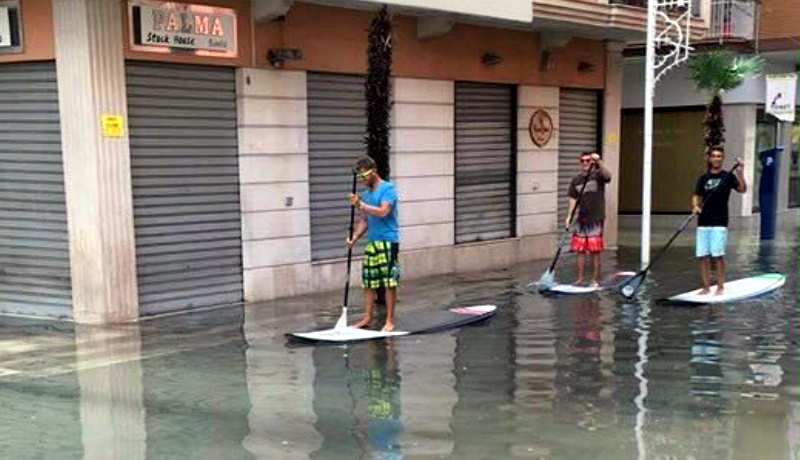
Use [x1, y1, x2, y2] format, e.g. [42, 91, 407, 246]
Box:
[553, 297, 605, 432]
[689, 309, 724, 399]
[363, 340, 403, 459]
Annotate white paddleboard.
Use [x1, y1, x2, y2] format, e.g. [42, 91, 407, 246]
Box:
[544, 271, 637, 295]
[549, 284, 603, 294]
[667, 273, 785, 304]
[290, 305, 497, 343]
[291, 327, 409, 342]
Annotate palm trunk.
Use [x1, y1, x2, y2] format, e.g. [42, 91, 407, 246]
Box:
[365, 6, 393, 180]
[703, 93, 725, 149]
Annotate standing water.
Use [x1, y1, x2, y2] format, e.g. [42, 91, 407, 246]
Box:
[0, 219, 797, 459]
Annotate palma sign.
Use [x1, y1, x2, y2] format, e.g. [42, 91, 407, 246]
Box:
[131, 2, 237, 55]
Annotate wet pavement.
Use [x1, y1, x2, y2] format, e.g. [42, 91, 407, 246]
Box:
[0, 213, 798, 459]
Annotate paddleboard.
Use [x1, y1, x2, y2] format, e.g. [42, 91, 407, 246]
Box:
[289, 305, 497, 343]
[665, 273, 785, 304]
[548, 284, 604, 294]
[534, 271, 637, 295]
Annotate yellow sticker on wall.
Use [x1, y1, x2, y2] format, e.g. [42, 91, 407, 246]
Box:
[607, 131, 618, 144]
[101, 115, 125, 138]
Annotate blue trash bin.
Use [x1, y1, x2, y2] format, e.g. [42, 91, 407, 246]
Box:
[758, 147, 783, 240]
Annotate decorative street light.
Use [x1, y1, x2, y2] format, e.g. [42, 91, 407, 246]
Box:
[641, 0, 694, 264]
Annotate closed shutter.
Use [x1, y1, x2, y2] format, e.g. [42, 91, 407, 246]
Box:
[0, 62, 71, 317]
[126, 62, 242, 314]
[454, 82, 515, 244]
[558, 90, 600, 224]
[307, 73, 367, 261]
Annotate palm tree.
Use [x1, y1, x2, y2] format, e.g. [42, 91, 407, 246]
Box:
[687, 50, 763, 150]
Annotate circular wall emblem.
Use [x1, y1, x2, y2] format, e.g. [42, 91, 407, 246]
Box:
[529, 109, 553, 147]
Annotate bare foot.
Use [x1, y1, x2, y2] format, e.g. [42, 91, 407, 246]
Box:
[698, 288, 711, 295]
[381, 322, 395, 332]
[352, 317, 372, 329]
[589, 281, 600, 288]
[573, 279, 584, 286]
[714, 287, 725, 296]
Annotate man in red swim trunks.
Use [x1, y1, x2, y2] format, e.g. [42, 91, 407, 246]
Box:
[565, 151, 612, 287]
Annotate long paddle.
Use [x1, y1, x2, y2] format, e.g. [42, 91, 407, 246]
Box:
[534, 162, 596, 292]
[618, 162, 740, 300]
[334, 170, 359, 330]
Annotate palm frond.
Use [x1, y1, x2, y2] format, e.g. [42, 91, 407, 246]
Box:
[687, 50, 763, 95]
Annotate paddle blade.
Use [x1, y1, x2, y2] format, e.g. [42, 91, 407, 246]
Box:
[334, 307, 348, 330]
[531, 269, 555, 293]
[619, 272, 646, 300]
[604, 271, 637, 288]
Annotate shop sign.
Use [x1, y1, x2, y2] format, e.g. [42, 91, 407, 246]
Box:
[130, 1, 237, 55]
[529, 109, 553, 147]
[765, 74, 797, 123]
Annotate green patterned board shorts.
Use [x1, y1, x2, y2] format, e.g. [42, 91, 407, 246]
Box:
[362, 241, 400, 290]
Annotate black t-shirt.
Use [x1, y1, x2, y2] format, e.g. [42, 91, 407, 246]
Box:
[694, 171, 739, 227]
[569, 169, 611, 223]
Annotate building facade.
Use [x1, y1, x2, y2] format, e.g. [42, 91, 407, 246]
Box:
[0, 0, 708, 322]
[620, 0, 799, 216]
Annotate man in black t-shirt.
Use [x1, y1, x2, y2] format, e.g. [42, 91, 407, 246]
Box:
[566, 151, 612, 287]
[692, 146, 746, 295]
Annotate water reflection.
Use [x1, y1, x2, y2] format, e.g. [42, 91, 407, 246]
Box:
[552, 296, 608, 437]
[243, 305, 320, 459]
[396, 328, 457, 457]
[360, 341, 403, 458]
[450, 274, 517, 460]
[0, 226, 797, 460]
[75, 324, 146, 460]
[632, 299, 650, 460]
[307, 341, 402, 460]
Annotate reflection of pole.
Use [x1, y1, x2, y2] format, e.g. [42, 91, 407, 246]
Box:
[641, 0, 658, 265]
[633, 302, 651, 460]
[790, 398, 800, 460]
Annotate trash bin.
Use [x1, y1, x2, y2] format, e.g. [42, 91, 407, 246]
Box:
[758, 147, 783, 240]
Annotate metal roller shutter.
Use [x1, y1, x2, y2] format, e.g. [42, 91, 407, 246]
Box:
[307, 73, 368, 261]
[558, 90, 600, 224]
[454, 82, 516, 244]
[0, 62, 71, 317]
[126, 62, 242, 314]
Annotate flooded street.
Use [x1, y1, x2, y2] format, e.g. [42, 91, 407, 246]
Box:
[0, 218, 797, 459]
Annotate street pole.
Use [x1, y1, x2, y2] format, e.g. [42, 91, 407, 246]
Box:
[641, 0, 658, 266]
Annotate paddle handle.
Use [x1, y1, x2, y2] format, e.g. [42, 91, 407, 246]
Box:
[343, 171, 358, 307]
[548, 162, 596, 273]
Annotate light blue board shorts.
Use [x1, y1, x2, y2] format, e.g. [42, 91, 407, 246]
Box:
[696, 226, 727, 258]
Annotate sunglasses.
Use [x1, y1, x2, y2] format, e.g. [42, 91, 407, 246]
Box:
[580, 159, 592, 164]
[356, 169, 373, 180]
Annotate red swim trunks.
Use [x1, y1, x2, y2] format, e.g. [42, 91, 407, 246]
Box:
[570, 221, 604, 254]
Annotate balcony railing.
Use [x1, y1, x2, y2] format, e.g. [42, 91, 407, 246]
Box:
[708, 0, 757, 40]
[609, 0, 704, 17]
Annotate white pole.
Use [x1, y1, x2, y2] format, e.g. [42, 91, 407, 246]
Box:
[641, 0, 658, 266]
